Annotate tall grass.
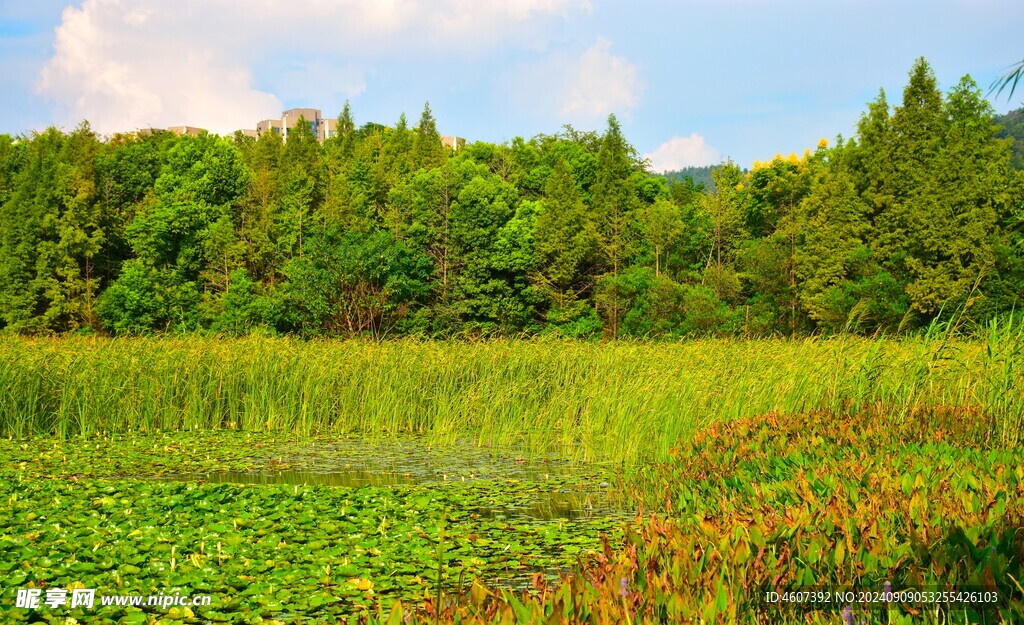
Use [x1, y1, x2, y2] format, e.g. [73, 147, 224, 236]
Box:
[0, 328, 1020, 464]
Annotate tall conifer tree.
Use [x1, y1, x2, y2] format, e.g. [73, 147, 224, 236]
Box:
[591, 114, 637, 338]
[413, 102, 444, 170]
[534, 158, 599, 305]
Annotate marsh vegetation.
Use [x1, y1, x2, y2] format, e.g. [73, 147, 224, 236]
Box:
[1, 329, 1022, 623]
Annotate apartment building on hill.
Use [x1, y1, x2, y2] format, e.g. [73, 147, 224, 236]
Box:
[243, 108, 338, 143]
[233, 108, 466, 148]
[441, 136, 466, 151]
[167, 126, 206, 136]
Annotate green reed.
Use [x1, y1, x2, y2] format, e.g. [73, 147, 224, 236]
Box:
[0, 330, 1019, 464]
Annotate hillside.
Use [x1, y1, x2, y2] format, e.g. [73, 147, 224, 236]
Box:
[995, 106, 1024, 170]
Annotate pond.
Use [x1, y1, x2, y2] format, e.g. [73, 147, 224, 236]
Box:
[161, 435, 630, 522]
[0, 432, 638, 621]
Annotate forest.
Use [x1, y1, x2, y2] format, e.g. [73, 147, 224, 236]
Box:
[1, 57, 1023, 340]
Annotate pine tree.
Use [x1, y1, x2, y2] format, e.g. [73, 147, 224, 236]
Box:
[336, 100, 356, 158]
[0, 129, 64, 331]
[795, 164, 871, 329]
[871, 58, 945, 298]
[591, 114, 638, 338]
[534, 158, 599, 301]
[413, 102, 444, 170]
[0, 124, 104, 333]
[865, 60, 1008, 314]
[280, 115, 323, 256]
[903, 75, 1007, 313]
[39, 121, 105, 331]
[374, 113, 415, 226]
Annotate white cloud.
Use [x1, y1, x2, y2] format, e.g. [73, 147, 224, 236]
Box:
[504, 37, 642, 124]
[558, 38, 641, 119]
[644, 134, 720, 172]
[36, 0, 590, 135]
[38, 2, 281, 134]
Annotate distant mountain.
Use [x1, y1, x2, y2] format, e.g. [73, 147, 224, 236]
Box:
[652, 165, 718, 192]
[995, 107, 1024, 170]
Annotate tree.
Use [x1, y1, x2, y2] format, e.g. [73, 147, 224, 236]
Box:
[447, 171, 524, 331]
[100, 134, 250, 333]
[0, 124, 105, 333]
[373, 113, 415, 227]
[394, 160, 468, 298]
[283, 230, 432, 338]
[635, 198, 683, 276]
[236, 129, 284, 285]
[279, 115, 323, 255]
[698, 162, 746, 271]
[413, 102, 444, 170]
[320, 103, 370, 234]
[866, 59, 946, 314]
[870, 61, 1006, 315]
[335, 100, 357, 158]
[907, 75, 1007, 312]
[96, 133, 168, 285]
[743, 149, 820, 334]
[591, 114, 639, 339]
[794, 165, 871, 330]
[98, 258, 199, 333]
[534, 159, 599, 292]
[39, 122, 105, 332]
[994, 107, 1024, 170]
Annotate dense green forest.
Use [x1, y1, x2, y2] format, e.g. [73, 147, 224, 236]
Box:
[995, 106, 1024, 170]
[1, 58, 1023, 339]
[655, 165, 718, 192]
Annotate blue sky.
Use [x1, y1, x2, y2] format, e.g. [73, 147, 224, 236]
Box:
[1, 0, 1022, 170]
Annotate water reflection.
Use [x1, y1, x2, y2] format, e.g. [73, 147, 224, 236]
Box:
[472, 491, 611, 521]
[160, 435, 632, 522]
[187, 467, 625, 521]
[199, 468, 420, 488]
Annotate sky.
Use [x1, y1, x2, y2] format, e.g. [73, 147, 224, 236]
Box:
[0, 0, 1022, 171]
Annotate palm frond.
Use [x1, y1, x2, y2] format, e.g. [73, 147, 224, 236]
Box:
[990, 58, 1024, 100]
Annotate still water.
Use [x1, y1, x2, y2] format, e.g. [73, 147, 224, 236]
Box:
[166, 435, 631, 522]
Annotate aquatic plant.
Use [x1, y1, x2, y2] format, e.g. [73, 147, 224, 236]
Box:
[2, 332, 1022, 464]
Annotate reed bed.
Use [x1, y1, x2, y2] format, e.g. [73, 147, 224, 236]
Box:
[1, 322, 1022, 464]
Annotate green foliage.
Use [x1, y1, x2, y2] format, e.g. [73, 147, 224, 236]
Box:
[97, 258, 200, 333]
[994, 106, 1024, 170]
[534, 159, 600, 319]
[205, 268, 277, 336]
[0, 124, 106, 333]
[283, 230, 432, 338]
[413, 101, 444, 170]
[862, 61, 1006, 315]
[1, 60, 1023, 338]
[654, 164, 718, 191]
[591, 115, 642, 338]
[0, 434, 624, 622]
[634, 198, 683, 276]
[615, 269, 733, 338]
[698, 163, 748, 272]
[989, 57, 1024, 101]
[795, 167, 871, 330]
[154, 134, 248, 206]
